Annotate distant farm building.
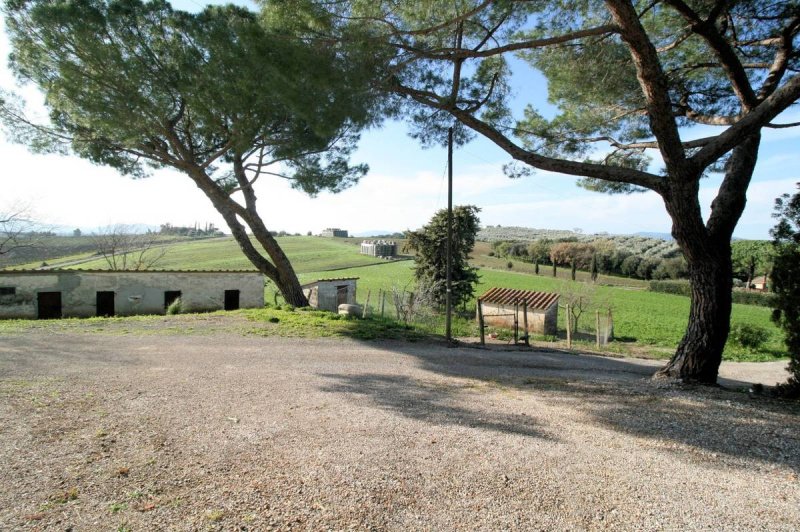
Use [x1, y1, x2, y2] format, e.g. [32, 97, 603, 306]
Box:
[478, 287, 559, 336]
[321, 228, 348, 238]
[0, 270, 264, 319]
[302, 278, 358, 312]
[360, 240, 397, 258]
[751, 275, 769, 291]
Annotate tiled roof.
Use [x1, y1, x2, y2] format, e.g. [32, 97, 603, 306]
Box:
[301, 277, 359, 287]
[479, 287, 559, 309]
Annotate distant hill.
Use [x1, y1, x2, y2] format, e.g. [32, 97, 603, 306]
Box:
[635, 231, 674, 241]
[477, 226, 681, 259]
[353, 230, 405, 238]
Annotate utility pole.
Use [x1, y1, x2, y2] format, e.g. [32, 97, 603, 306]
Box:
[445, 126, 453, 344]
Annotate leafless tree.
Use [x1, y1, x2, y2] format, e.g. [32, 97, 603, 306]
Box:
[559, 281, 597, 335]
[91, 225, 167, 271]
[0, 203, 37, 258]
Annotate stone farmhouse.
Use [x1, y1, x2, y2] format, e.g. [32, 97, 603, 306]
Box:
[0, 270, 264, 319]
[320, 228, 348, 238]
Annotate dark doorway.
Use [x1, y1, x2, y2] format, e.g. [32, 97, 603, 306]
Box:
[37, 292, 62, 319]
[336, 285, 349, 306]
[164, 290, 182, 310]
[96, 291, 115, 317]
[224, 289, 240, 311]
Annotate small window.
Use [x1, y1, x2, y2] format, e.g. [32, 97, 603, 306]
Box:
[0, 287, 15, 296]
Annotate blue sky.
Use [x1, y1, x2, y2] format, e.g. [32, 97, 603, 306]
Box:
[1, 2, 798, 239]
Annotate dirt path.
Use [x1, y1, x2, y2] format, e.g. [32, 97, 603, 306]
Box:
[0, 333, 798, 530]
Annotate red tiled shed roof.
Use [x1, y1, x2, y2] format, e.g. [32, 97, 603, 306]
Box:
[478, 287, 559, 310]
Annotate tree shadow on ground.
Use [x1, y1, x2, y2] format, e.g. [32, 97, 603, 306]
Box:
[319, 372, 552, 440]
[323, 338, 800, 472]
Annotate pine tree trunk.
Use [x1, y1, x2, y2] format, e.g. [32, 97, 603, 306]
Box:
[656, 249, 733, 383]
[654, 135, 759, 384]
[185, 167, 309, 307]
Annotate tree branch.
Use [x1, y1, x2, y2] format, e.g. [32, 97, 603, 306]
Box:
[693, 74, 800, 169]
[391, 24, 620, 60]
[392, 80, 665, 192]
[757, 16, 800, 101]
[662, 0, 759, 109]
[605, 0, 689, 174]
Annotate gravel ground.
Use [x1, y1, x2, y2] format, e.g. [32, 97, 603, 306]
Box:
[0, 331, 798, 531]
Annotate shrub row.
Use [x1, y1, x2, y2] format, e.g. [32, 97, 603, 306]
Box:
[648, 281, 776, 307]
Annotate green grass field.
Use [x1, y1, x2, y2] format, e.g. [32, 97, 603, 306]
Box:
[2, 234, 787, 362]
[298, 261, 785, 362]
[59, 236, 399, 272]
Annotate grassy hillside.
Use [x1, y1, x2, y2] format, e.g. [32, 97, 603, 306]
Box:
[3, 235, 397, 273]
[3, 233, 785, 362]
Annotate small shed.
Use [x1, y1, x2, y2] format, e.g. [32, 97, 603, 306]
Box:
[0, 269, 265, 319]
[302, 278, 358, 312]
[751, 275, 769, 291]
[478, 287, 560, 336]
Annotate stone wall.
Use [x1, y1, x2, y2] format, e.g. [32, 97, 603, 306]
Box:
[480, 302, 558, 336]
[303, 279, 357, 312]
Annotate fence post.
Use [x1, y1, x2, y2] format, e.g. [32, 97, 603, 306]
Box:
[363, 289, 371, 319]
[596, 310, 601, 349]
[566, 304, 572, 349]
[380, 290, 385, 317]
[478, 299, 485, 346]
[513, 300, 519, 344]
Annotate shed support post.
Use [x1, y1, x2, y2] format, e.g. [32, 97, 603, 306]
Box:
[522, 301, 529, 346]
[478, 299, 485, 346]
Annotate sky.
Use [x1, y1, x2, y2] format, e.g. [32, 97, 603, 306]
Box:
[1, 2, 798, 240]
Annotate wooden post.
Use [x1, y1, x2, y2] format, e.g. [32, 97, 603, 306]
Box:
[566, 304, 572, 349]
[522, 300, 529, 346]
[396, 291, 402, 320]
[596, 310, 601, 349]
[608, 309, 614, 341]
[380, 290, 385, 317]
[477, 299, 485, 346]
[513, 300, 519, 344]
[363, 289, 371, 319]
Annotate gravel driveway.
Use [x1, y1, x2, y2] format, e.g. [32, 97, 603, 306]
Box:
[0, 332, 798, 530]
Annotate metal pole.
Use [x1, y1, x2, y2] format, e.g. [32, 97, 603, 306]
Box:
[445, 127, 453, 344]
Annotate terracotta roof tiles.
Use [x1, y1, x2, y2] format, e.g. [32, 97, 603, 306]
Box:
[479, 287, 559, 310]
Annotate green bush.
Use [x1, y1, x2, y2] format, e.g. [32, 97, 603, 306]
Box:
[732, 291, 775, 307]
[648, 280, 691, 297]
[729, 323, 770, 349]
[648, 281, 776, 307]
[166, 297, 183, 315]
